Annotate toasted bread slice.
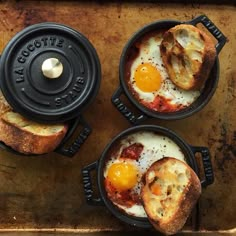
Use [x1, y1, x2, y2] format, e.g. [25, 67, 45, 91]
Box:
[141, 157, 201, 235]
[0, 111, 68, 154]
[0, 91, 12, 116]
[160, 24, 216, 90]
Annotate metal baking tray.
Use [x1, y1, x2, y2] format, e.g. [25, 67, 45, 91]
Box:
[0, 1, 235, 235]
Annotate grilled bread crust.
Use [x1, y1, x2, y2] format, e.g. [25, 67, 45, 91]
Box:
[0, 91, 12, 116]
[160, 24, 216, 90]
[0, 111, 68, 154]
[141, 157, 201, 235]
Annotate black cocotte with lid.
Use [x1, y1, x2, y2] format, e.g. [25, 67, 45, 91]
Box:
[0, 22, 101, 157]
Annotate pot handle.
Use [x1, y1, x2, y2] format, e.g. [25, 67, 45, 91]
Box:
[55, 116, 91, 157]
[82, 161, 104, 206]
[111, 86, 147, 125]
[188, 14, 226, 54]
[191, 146, 214, 187]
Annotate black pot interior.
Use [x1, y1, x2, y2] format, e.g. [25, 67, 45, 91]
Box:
[97, 125, 197, 228]
[120, 20, 219, 120]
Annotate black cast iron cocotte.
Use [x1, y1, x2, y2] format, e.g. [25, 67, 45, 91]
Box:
[82, 125, 214, 228]
[0, 22, 101, 157]
[111, 14, 227, 125]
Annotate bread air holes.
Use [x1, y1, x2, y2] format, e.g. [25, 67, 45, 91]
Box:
[177, 185, 185, 192]
[176, 172, 187, 192]
[177, 173, 186, 183]
[176, 29, 189, 48]
[189, 50, 202, 62]
[167, 185, 172, 196]
[157, 207, 164, 217]
[183, 56, 192, 74]
[171, 55, 180, 74]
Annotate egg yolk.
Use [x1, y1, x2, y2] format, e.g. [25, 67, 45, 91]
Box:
[134, 63, 162, 92]
[107, 162, 138, 191]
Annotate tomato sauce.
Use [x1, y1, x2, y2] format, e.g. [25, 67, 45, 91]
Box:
[120, 143, 144, 160]
[142, 95, 186, 112]
[104, 178, 141, 208]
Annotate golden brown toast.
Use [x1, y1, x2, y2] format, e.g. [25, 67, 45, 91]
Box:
[141, 157, 201, 235]
[0, 91, 12, 116]
[160, 24, 216, 90]
[0, 111, 68, 154]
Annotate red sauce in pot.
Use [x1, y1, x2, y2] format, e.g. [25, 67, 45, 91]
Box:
[142, 95, 185, 112]
[104, 178, 141, 208]
[120, 143, 144, 160]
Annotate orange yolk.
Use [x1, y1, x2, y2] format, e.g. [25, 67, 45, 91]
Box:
[134, 63, 162, 92]
[107, 162, 138, 191]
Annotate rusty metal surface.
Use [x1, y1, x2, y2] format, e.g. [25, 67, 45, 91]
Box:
[0, 0, 235, 234]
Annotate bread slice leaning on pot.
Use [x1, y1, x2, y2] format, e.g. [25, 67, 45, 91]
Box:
[0, 92, 68, 155]
[141, 157, 201, 235]
[160, 24, 216, 90]
[0, 111, 68, 155]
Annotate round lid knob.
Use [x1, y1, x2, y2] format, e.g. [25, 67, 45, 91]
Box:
[42, 58, 63, 79]
[0, 23, 101, 123]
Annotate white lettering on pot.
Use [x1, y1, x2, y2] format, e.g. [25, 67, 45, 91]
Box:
[14, 67, 24, 83]
[54, 76, 85, 107]
[17, 37, 65, 64]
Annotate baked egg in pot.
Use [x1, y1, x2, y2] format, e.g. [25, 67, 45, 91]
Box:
[112, 14, 226, 125]
[82, 125, 214, 228]
[0, 23, 101, 157]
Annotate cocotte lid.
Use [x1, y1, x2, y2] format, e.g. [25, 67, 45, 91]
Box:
[0, 22, 101, 123]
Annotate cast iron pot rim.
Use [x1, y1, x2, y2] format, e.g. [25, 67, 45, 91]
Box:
[119, 19, 220, 120]
[97, 124, 198, 228]
[0, 22, 101, 123]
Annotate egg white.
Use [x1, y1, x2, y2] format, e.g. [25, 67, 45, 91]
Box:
[130, 33, 200, 107]
[104, 131, 186, 218]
